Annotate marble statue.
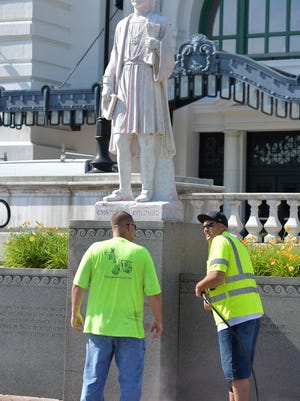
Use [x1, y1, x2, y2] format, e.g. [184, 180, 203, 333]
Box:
[102, 0, 177, 202]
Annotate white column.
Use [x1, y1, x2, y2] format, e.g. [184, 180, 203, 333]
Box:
[223, 130, 246, 193]
[173, 105, 198, 177]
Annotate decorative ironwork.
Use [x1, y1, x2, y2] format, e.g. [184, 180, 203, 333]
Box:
[2, 34, 300, 128]
[0, 84, 100, 130]
[172, 34, 219, 76]
[249, 133, 300, 167]
[169, 34, 300, 118]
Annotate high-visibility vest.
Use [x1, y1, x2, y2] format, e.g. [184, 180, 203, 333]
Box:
[207, 232, 264, 325]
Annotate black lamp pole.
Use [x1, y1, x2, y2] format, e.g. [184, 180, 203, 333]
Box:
[89, 0, 117, 173]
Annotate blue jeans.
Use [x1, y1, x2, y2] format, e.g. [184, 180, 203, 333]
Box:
[80, 334, 146, 401]
[218, 318, 261, 381]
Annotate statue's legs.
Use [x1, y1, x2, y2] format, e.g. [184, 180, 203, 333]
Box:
[103, 134, 134, 202]
[103, 134, 156, 202]
[135, 135, 156, 202]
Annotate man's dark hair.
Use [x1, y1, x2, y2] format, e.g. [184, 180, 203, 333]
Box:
[111, 211, 133, 227]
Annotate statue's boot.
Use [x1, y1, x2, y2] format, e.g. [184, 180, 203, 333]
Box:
[135, 189, 153, 202]
[103, 189, 134, 202]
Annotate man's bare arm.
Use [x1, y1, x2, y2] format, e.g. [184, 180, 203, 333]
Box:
[71, 284, 86, 332]
[147, 292, 163, 338]
[195, 271, 225, 298]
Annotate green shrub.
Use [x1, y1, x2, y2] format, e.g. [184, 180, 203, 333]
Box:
[2, 221, 68, 269]
[242, 235, 300, 277]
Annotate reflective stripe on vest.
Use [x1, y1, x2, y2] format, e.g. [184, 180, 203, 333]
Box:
[223, 235, 256, 283]
[226, 272, 256, 283]
[224, 235, 243, 274]
[209, 286, 259, 303]
[229, 286, 259, 297]
[209, 258, 229, 267]
[209, 234, 258, 304]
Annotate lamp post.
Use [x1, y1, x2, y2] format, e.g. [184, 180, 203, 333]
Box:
[89, 0, 122, 172]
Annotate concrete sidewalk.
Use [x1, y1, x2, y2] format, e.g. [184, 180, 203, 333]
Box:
[0, 396, 61, 401]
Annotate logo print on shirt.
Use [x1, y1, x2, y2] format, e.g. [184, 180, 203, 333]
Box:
[104, 248, 133, 275]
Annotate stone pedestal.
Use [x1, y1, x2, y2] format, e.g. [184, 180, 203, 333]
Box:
[63, 219, 206, 401]
[95, 200, 184, 222]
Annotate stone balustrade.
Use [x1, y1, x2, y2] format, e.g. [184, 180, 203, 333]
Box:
[1, 171, 299, 245]
[180, 192, 300, 242]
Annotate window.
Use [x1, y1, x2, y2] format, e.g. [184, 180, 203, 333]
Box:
[199, 133, 224, 186]
[200, 0, 300, 59]
[246, 132, 300, 192]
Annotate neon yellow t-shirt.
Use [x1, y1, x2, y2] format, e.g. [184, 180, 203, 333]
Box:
[73, 237, 161, 338]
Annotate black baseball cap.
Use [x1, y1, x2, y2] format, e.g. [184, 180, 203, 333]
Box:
[197, 210, 228, 227]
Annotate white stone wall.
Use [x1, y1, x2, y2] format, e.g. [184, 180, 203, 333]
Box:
[0, 0, 33, 89]
[0, 0, 108, 89]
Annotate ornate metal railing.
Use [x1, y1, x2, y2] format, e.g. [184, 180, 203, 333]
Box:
[169, 34, 300, 118]
[0, 84, 100, 130]
[179, 192, 300, 243]
[2, 35, 300, 129]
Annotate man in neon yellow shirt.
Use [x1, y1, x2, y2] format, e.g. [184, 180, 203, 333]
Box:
[71, 211, 162, 401]
[195, 210, 263, 401]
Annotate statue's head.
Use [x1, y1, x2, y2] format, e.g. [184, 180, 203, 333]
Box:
[131, 0, 156, 12]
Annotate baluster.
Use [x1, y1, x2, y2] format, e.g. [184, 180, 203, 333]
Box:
[189, 199, 206, 223]
[227, 200, 243, 238]
[264, 199, 281, 243]
[245, 200, 263, 243]
[205, 199, 223, 212]
[284, 200, 300, 240]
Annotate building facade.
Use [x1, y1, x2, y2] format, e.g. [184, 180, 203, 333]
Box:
[1, 0, 300, 194]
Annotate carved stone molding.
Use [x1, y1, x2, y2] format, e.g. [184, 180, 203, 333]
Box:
[69, 227, 112, 240]
[0, 272, 67, 288]
[69, 227, 163, 241]
[135, 229, 163, 240]
[259, 283, 300, 296]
